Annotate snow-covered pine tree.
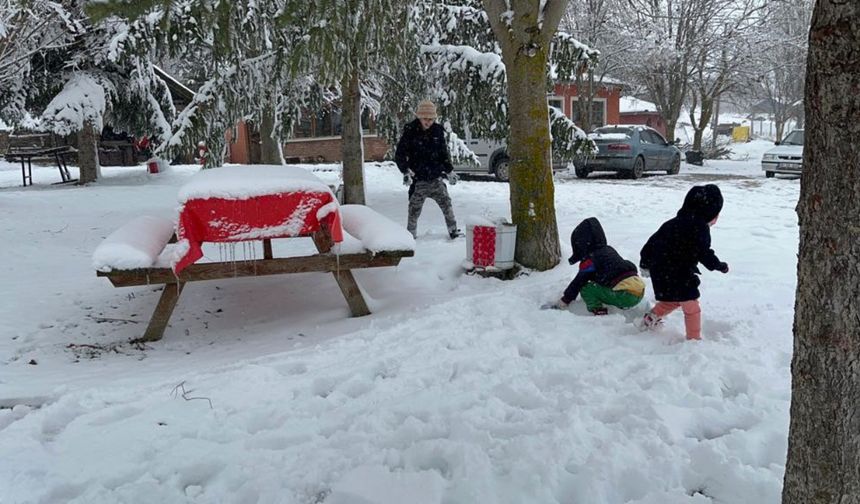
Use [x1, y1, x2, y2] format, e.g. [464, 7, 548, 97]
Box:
[416, 0, 596, 270]
[89, 0, 326, 168]
[0, 1, 84, 124]
[3, 1, 178, 183]
[288, 0, 414, 205]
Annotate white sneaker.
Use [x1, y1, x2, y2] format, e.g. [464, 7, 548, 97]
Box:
[636, 312, 663, 331]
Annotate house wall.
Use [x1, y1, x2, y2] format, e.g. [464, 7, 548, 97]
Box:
[225, 122, 389, 164]
[551, 83, 622, 124]
[619, 112, 667, 137]
[226, 122, 252, 164]
[284, 136, 388, 163]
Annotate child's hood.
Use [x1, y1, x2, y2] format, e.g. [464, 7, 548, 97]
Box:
[677, 184, 723, 222]
[568, 217, 607, 264]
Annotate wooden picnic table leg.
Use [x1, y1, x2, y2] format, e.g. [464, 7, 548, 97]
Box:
[20, 158, 27, 186]
[134, 282, 184, 343]
[312, 227, 371, 317]
[54, 152, 67, 182]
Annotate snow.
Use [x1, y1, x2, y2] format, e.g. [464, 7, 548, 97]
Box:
[339, 205, 415, 254]
[620, 96, 657, 113]
[589, 132, 630, 140]
[177, 164, 334, 203]
[92, 215, 176, 271]
[41, 73, 109, 136]
[0, 152, 798, 503]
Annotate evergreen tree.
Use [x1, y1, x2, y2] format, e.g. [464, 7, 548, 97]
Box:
[3, 1, 178, 183]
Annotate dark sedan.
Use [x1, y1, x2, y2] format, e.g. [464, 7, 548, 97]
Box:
[574, 126, 682, 179]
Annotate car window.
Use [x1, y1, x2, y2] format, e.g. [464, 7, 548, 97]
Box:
[782, 130, 804, 146]
[649, 130, 667, 144]
[640, 131, 658, 144]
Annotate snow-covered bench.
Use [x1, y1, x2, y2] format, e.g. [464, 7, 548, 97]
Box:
[95, 206, 414, 342]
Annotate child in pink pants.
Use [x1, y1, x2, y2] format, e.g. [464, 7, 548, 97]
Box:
[639, 184, 728, 340]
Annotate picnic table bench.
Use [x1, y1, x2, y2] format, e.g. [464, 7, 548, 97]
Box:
[5, 145, 77, 186]
[93, 165, 415, 342]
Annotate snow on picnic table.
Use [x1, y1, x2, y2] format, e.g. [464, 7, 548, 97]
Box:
[0, 144, 798, 503]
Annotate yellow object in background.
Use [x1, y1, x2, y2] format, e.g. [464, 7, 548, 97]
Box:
[732, 126, 750, 142]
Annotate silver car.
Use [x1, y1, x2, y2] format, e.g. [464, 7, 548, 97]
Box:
[762, 129, 804, 178]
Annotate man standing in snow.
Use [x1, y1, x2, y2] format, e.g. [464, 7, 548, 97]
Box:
[395, 99, 461, 239]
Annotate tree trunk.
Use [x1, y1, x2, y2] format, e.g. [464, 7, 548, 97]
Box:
[710, 94, 720, 150]
[259, 107, 282, 164]
[782, 1, 860, 503]
[575, 73, 590, 132]
[505, 47, 561, 271]
[341, 66, 365, 205]
[664, 120, 677, 147]
[77, 119, 100, 184]
[692, 95, 713, 152]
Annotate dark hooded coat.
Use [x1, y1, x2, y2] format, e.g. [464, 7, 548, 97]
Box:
[562, 217, 638, 303]
[639, 184, 725, 301]
[394, 119, 454, 182]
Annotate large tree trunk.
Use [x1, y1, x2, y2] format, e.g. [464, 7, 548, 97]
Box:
[341, 66, 365, 205]
[782, 1, 860, 503]
[77, 119, 100, 184]
[259, 107, 282, 164]
[483, 0, 565, 271]
[501, 39, 560, 271]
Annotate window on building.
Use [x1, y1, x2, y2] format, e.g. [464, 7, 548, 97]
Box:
[548, 97, 563, 113]
[571, 98, 606, 128]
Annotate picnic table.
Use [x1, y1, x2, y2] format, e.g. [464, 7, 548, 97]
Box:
[93, 165, 415, 342]
[5, 145, 77, 186]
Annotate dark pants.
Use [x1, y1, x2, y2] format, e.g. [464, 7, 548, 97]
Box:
[407, 178, 457, 237]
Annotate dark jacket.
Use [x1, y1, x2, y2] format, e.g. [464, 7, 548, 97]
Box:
[562, 217, 638, 303]
[394, 119, 454, 182]
[640, 184, 725, 301]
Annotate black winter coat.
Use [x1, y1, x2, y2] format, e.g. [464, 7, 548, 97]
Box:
[394, 120, 454, 182]
[562, 217, 638, 303]
[640, 184, 725, 301]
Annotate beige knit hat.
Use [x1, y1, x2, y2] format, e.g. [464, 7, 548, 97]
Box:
[415, 99, 438, 119]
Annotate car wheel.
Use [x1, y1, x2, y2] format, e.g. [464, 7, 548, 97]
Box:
[630, 156, 645, 179]
[765, 171, 774, 178]
[574, 165, 589, 179]
[667, 156, 680, 175]
[493, 156, 510, 182]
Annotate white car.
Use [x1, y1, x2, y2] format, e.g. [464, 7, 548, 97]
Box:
[762, 129, 804, 178]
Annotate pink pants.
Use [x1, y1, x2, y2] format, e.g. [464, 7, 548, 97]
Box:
[652, 300, 702, 340]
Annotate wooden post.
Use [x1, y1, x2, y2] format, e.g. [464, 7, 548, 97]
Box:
[135, 283, 183, 343]
[263, 239, 273, 259]
[312, 225, 370, 317]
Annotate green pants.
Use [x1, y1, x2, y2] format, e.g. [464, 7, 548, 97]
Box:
[580, 281, 643, 311]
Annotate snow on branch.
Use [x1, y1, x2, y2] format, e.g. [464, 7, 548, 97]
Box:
[41, 73, 111, 135]
[551, 31, 599, 81]
[421, 44, 505, 82]
[444, 123, 480, 169]
[549, 106, 595, 159]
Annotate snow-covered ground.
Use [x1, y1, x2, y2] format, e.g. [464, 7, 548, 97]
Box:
[0, 140, 799, 503]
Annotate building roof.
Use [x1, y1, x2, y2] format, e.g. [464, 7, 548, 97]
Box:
[619, 96, 658, 113]
[153, 65, 195, 107]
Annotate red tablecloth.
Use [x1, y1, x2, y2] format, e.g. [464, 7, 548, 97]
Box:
[174, 190, 342, 274]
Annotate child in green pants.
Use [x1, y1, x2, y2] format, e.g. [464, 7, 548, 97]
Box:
[543, 217, 645, 315]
